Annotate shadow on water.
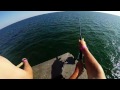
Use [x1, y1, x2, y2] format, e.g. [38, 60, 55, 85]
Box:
[51, 56, 75, 79]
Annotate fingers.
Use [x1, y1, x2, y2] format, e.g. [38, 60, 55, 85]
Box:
[22, 58, 33, 78]
[76, 61, 84, 70]
[82, 38, 84, 41]
[79, 38, 84, 42]
[79, 38, 85, 48]
[74, 61, 84, 77]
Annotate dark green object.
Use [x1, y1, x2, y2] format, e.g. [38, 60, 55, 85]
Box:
[77, 19, 83, 61]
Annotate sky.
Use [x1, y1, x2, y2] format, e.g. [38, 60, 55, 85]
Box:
[1, 11, 120, 29]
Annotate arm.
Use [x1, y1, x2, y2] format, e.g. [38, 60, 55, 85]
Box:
[79, 39, 106, 79]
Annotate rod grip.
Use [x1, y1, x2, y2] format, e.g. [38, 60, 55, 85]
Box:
[79, 38, 83, 60]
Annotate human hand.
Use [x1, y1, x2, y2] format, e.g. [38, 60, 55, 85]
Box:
[0, 56, 33, 79]
[79, 38, 88, 51]
[69, 61, 84, 79]
[74, 61, 84, 75]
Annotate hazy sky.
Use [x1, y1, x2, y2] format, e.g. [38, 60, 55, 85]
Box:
[0, 11, 61, 29]
[1, 11, 120, 29]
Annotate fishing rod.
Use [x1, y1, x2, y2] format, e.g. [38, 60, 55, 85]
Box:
[77, 19, 86, 69]
[79, 21, 83, 60]
[77, 19, 83, 61]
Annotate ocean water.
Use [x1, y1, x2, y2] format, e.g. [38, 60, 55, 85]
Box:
[0, 11, 120, 79]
